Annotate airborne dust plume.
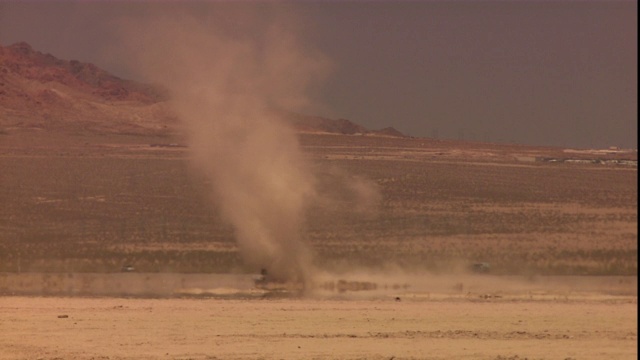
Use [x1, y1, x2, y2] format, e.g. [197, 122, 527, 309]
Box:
[118, 10, 378, 284]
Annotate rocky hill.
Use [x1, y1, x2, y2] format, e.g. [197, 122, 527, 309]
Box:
[0, 42, 175, 135]
[0, 42, 403, 137]
[274, 110, 405, 137]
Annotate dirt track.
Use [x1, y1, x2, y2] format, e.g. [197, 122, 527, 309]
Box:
[0, 274, 638, 360]
[1, 292, 636, 360]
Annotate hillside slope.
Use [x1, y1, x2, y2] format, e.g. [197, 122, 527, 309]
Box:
[0, 42, 176, 135]
[0, 42, 403, 137]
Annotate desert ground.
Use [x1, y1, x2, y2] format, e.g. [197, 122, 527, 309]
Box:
[0, 129, 637, 359]
[1, 290, 637, 360]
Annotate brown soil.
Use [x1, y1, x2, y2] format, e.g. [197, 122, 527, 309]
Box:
[0, 290, 636, 360]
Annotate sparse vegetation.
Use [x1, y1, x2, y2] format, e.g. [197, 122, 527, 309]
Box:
[0, 132, 637, 275]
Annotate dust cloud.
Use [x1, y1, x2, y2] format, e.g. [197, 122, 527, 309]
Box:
[116, 8, 377, 285]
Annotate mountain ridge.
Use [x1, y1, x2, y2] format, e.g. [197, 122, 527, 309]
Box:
[0, 42, 404, 138]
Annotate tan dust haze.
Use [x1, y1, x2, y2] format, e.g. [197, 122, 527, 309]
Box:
[117, 9, 378, 284]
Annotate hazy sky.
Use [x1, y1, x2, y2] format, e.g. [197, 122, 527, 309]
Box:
[0, 1, 636, 149]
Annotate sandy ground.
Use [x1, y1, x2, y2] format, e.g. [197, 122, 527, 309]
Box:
[0, 274, 636, 360]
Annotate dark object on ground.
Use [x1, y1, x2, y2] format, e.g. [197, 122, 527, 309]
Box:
[471, 263, 491, 273]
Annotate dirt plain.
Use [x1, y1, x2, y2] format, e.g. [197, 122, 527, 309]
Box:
[0, 293, 637, 360]
[0, 129, 637, 359]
